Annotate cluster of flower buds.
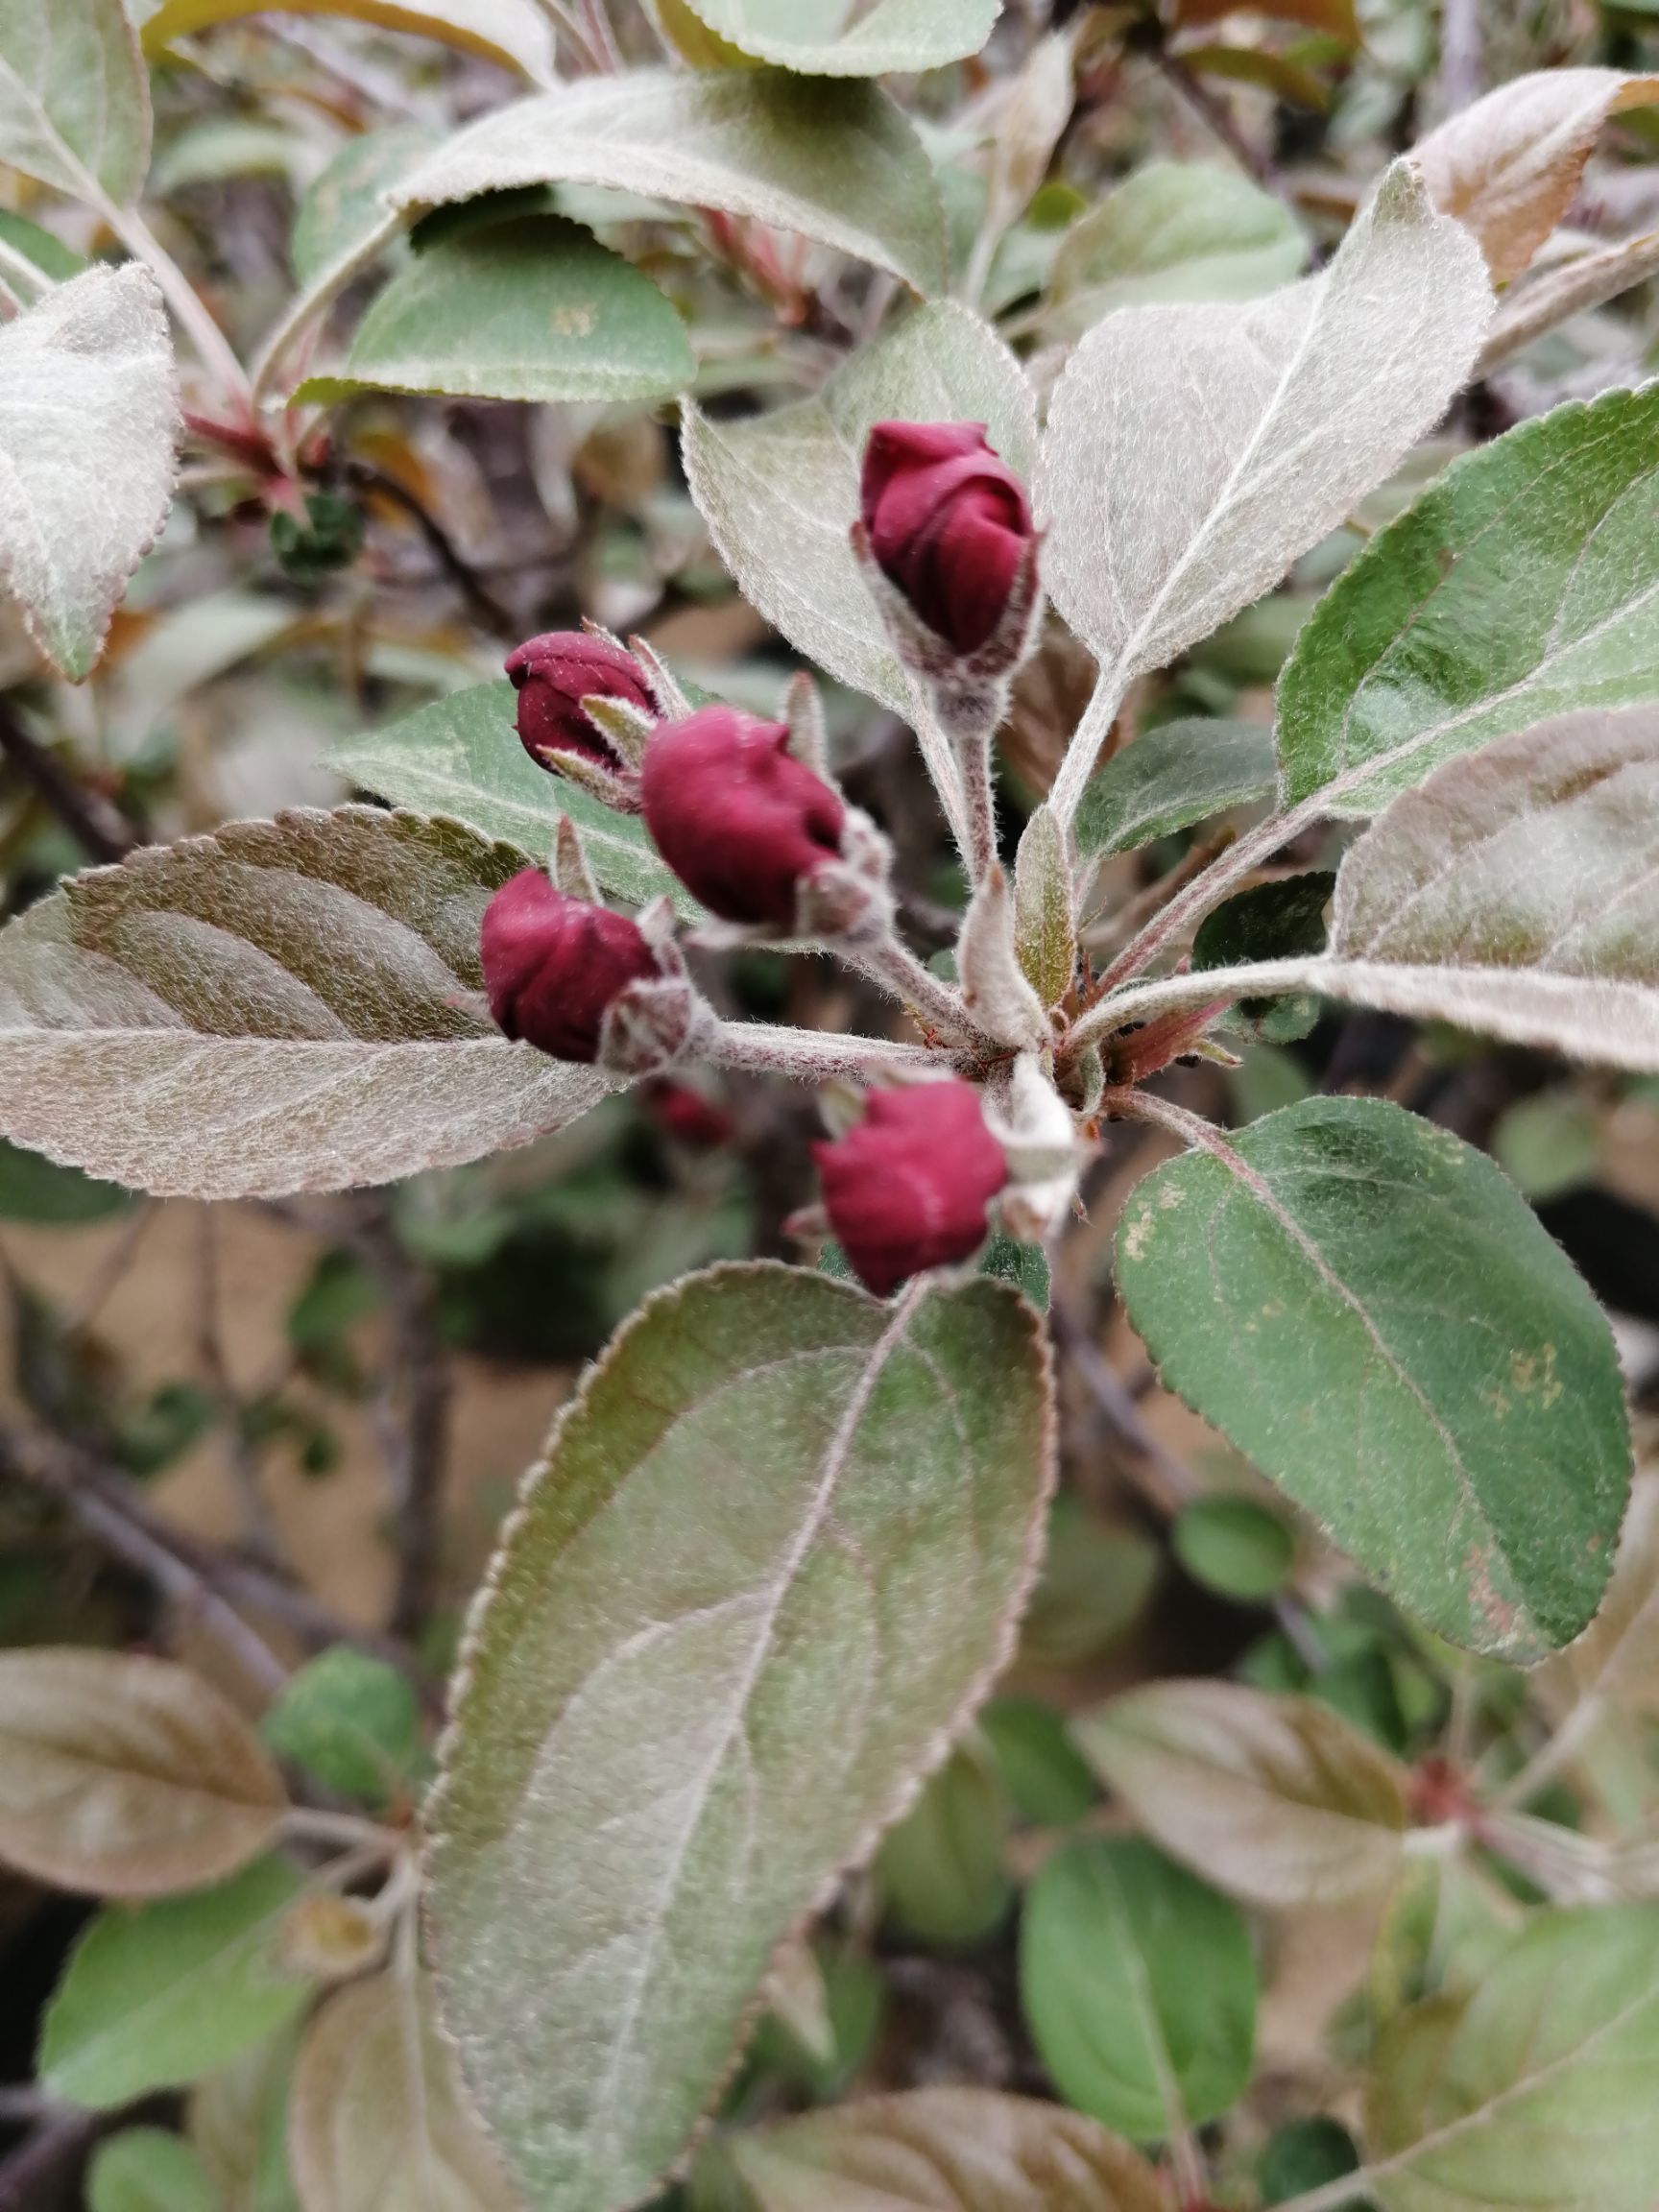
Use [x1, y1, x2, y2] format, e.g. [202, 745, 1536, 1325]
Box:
[506, 626, 669, 812]
[813, 1081, 1009, 1298]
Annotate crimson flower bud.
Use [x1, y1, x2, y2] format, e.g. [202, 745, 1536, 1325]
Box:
[814, 1082, 1008, 1298]
[507, 631, 654, 773]
[645, 1080, 734, 1150]
[480, 869, 658, 1064]
[860, 421, 1033, 658]
[640, 706, 845, 929]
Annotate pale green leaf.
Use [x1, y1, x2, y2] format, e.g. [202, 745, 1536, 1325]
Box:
[877, 1736, 1010, 1946]
[394, 70, 948, 297]
[1172, 1495, 1294, 1601]
[684, 300, 1035, 715]
[724, 2087, 1162, 2212]
[430, 1262, 1054, 2212]
[1018, 1496, 1159, 1669]
[290, 123, 435, 291]
[1071, 1679, 1408, 1909]
[136, 0, 555, 76]
[673, 0, 999, 75]
[1020, 1836, 1257, 2140]
[0, 263, 180, 682]
[0, 806, 609, 1199]
[1277, 387, 1659, 816]
[1013, 805, 1074, 1012]
[1074, 719, 1277, 860]
[1368, 1906, 1659, 2212]
[0, 1647, 286, 1898]
[260, 1648, 421, 1809]
[1046, 162, 1309, 339]
[40, 1857, 313, 2109]
[88, 2129, 219, 2212]
[290, 1970, 515, 2212]
[300, 213, 693, 407]
[327, 681, 693, 912]
[0, 0, 150, 205]
[1040, 163, 1491, 826]
[1113, 1097, 1629, 1660]
[189, 2026, 302, 2212]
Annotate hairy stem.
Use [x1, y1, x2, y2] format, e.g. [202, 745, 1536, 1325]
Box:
[92, 190, 252, 413]
[1049, 662, 1129, 833]
[706, 1020, 946, 1083]
[838, 933, 985, 1047]
[1069, 955, 1321, 1057]
[0, 700, 137, 863]
[957, 724, 1000, 884]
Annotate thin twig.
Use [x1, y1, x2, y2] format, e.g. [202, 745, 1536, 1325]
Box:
[1436, 0, 1483, 118]
[0, 2105, 98, 2212]
[1050, 1300, 1201, 1508]
[0, 700, 136, 863]
[345, 461, 520, 641]
[1152, 47, 1296, 216]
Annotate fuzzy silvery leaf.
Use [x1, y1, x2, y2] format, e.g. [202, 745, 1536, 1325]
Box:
[1277, 386, 1659, 816]
[1413, 67, 1659, 284]
[429, 1262, 1054, 2212]
[393, 70, 948, 297]
[136, 0, 556, 77]
[0, 263, 180, 682]
[668, 0, 1000, 76]
[0, 0, 151, 206]
[1367, 1906, 1659, 2212]
[1039, 162, 1490, 827]
[1113, 1097, 1629, 1661]
[0, 807, 609, 1199]
[684, 301, 1035, 717]
[298, 212, 693, 407]
[1071, 1679, 1409, 1910]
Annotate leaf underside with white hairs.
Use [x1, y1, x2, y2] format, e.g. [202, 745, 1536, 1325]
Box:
[393, 69, 949, 297]
[684, 301, 1036, 717]
[0, 0, 152, 205]
[673, 0, 1000, 76]
[1038, 161, 1490, 815]
[429, 1262, 1054, 2212]
[0, 807, 608, 1198]
[0, 264, 180, 681]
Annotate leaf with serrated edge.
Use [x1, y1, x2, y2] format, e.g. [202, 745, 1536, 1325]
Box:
[0, 1648, 286, 1898]
[1414, 68, 1659, 284]
[1039, 162, 1490, 825]
[684, 301, 1035, 717]
[1074, 719, 1277, 860]
[1367, 1905, 1659, 2212]
[393, 71, 947, 297]
[0, 0, 151, 205]
[674, 0, 999, 76]
[429, 1262, 1054, 2212]
[290, 1970, 514, 2212]
[1113, 1097, 1628, 1660]
[1071, 1679, 1407, 1909]
[0, 264, 180, 682]
[0, 806, 609, 1199]
[299, 212, 693, 407]
[727, 2087, 1162, 2212]
[138, 0, 555, 77]
[1020, 1835, 1257, 2139]
[1278, 387, 1659, 816]
[327, 681, 695, 912]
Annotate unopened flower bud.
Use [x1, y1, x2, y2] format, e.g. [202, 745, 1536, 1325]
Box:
[813, 1081, 1008, 1298]
[507, 630, 655, 775]
[480, 869, 659, 1064]
[646, 1080, 734, 1149]
[860, 422, 1034, 659]
[640, 706, 847, 930]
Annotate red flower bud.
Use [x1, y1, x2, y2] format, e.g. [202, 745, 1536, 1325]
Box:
[507, 631, 654, 772]
[814, 1082, 1008, 1298]
[645, 1080, 734, 1150]
[479, 869, 658, 1064]
[640, 706, 845, 929]
[860, 421, 1033, 657]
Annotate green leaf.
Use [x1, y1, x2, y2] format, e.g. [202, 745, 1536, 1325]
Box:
[0, 0, 151, 205]
[1367, 1906, 1659, 2212]
[1074, 718, 1277, 860]
[299, 212, 693, 407]
[1491, 1093, 1598, 1203]
[878, 1737, 1010, 1946]
[1071, 1679, 1408, 1909]
[1194, 870, 1334, 1044]
[1013, 805, 1074, 1013]
[189, 2026, 302, 2212]
[1019, 1495, 1160, 1668]
[290, 122, 434, 290]
[0, 209, 88, 283]
[1261, 2118, 1364, 2206]
[684, 300, 1035, 717]
[0, 1137, 131, 1221]
[395, 70, 948, 297]
[136, 0, 556, 76]
[671, 0, 1000, 75]
[0, 806, 609, 1199]
[1020, 1836, 1257, 2140]
[1046, 161, 1309, 339]
[1113, 1097, 1630, 1660]
[0, 263, 179, 681]
[327, 681, 692, 912]
[88, 2129, 220, 2212]
[1278, 385, 1659, 815]
[429, 1262, 1054, 2212]
[261, 1648, 421, 1809]
[1173, 1495, 1295, 1601]
[980, 1696, 1096, 1825]
[40, 1857, 313, 2109]
[722, 2088, 1163, 2212]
